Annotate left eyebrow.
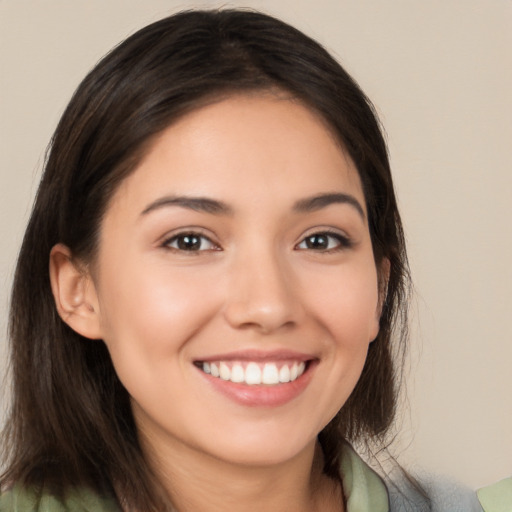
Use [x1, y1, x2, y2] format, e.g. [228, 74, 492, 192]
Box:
[293, 193, 366, 220]
[140, 195, 234, 216]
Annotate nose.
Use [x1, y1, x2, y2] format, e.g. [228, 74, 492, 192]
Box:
[223, 249, 303, 334]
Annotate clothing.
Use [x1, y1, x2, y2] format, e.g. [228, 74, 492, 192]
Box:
[387, 474, 484, 512]
[341, 443, 483, 512]
[478, 477, 512, 512]
[0, 445, 482, 511]
[340, 442, 390, 511]
[0, 485, 120, 512]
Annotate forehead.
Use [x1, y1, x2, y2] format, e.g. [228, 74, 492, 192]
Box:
[108, 93, 365, 216]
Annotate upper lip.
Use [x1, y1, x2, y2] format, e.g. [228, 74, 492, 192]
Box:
[194, 349, 317, 363]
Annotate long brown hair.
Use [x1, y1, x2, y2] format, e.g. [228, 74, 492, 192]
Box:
[2, 9, 413, 510]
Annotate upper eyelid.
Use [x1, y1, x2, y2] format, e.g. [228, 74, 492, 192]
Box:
[298, 227, 351, 241]
[160, 226, 215, 241]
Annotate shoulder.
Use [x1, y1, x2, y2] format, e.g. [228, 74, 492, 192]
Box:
[339, 444, 486, 512]
[478, 477, 512, 512]
[0, 484, 120, 512]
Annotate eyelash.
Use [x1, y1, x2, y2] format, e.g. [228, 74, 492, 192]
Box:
[162, 230, 352, 253]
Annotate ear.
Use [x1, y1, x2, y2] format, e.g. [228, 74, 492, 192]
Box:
[49, 243, 103, 340]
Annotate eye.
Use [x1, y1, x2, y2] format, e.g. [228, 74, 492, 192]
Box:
[296, 231, 351, 252]
[163, 232, 218, 252]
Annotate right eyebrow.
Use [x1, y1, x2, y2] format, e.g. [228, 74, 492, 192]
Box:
[293, 192, 366, 220]
[140, 195, 234, 216]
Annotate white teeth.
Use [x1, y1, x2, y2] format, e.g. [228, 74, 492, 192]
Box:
[200, 360, 308, 386]
[290, 363, 299, 381]
[279, 365, 291, 383]
[245, 363, 262, 385]
[210, 362, 220, 378]
[219, 362, 230, 380]
[262, 363, 279, 385]
[231, 363, 245, 383]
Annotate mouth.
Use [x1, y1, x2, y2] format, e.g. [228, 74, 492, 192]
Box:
[193, 351, 317, 406]
[194, 360, 309, 386]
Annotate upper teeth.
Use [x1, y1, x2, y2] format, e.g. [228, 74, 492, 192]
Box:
[201, 361, 306, 385]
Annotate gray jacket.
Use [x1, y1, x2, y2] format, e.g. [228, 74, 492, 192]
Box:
[388, 476, 484, 511]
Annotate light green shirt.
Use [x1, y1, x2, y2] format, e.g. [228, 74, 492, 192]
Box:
[340, 442, 389, 511]
[0, 444, 389, 511]
[478, 478, 512, 512]
[0, 485, 120, 511]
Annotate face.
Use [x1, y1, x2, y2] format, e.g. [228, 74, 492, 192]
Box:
[89, 94, 382, 468]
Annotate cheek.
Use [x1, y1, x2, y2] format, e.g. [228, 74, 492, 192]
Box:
[95, 260, 220, 372]
[307, 264, 380, 345]
[298, 262, 380, 420]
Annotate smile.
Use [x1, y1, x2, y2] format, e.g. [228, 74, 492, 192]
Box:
[198, 360, 307, 386]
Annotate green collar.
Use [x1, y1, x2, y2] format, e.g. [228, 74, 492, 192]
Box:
[478, 477, 512, 512]
[0, 485, 120, 512]
[340, 443, 390, 512]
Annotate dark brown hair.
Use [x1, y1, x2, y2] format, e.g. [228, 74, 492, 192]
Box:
[2, 9, 412, 510]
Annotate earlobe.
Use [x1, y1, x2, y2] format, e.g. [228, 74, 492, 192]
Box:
[49, 243, 103, 340]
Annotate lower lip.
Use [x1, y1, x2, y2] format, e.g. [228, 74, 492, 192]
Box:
[197, 362, 317, 407]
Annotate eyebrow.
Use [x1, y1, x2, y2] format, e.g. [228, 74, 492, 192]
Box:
[293, 193, 365, 219]
[140, 192, 365, 219]
[141, 196, 233, 216]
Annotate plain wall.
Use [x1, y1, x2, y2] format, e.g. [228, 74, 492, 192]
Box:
[1, 0, 511, 489]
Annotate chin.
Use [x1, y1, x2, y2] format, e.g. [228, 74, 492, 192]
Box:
[196, 422, 320, 468]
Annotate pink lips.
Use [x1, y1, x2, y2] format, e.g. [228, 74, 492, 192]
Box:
[197, 349, 313, 363]
[195, 350, 318, 407]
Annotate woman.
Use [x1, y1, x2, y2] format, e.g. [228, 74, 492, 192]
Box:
[0, 9, 482, 512]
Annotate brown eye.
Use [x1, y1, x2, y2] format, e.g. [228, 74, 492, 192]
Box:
[296, 232, 350, 251]
[164, 233, 217, 252]
[303, 234, 330, 250]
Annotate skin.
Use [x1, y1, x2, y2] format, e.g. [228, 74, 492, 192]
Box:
[51, 93, 384, 511]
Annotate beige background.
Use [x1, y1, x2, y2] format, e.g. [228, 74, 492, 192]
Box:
[1, 0, 510, 489]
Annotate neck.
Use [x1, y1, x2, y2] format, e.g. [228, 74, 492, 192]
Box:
[141, 434, 343, 512]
